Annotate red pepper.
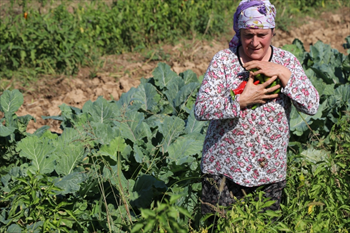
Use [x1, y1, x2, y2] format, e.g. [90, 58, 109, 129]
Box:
[230, 80, 260, 100]
[233, 81, 247, 95]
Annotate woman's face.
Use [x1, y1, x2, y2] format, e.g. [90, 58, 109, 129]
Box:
[240, 28, 274, 61]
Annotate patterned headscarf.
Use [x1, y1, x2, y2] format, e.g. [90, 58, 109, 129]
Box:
[229, 0, 276, 49]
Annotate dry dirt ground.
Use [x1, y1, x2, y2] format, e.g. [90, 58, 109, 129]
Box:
[10, 9, 350, 134]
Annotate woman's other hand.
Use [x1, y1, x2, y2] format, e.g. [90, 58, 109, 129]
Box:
[239, 73, 280, 109]
[243, 61, 291, 87]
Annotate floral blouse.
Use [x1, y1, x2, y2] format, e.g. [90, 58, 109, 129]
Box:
[194, 46, 319, 187]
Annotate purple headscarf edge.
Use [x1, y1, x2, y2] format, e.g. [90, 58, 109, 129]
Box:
[233, 0, 266, 37]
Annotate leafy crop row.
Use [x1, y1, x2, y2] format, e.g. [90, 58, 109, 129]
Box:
[2, 0, 349, 79]
[1, 38, 350, 232]
[283, 36, 350, 146]
[0, 0, 236, 78]
[0, 63, 207, 232]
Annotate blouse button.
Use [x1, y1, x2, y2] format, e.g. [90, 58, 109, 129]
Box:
[259, 157, 267, 168]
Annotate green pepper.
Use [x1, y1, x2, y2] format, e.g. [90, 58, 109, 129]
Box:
[249, 68, 281, 94]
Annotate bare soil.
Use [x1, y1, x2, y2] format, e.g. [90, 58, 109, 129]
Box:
[9, 10, 350, 134]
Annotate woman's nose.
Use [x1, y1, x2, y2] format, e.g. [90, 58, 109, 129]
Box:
[251, 36, 259, 47]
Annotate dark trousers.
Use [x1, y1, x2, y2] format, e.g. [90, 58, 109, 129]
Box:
[201, 173, 286, 228]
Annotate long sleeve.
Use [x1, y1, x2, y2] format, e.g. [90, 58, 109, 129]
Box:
[194, 50, 241, 121]
[280, 53, 320, 115]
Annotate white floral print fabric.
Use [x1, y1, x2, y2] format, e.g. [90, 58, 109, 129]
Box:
[194, 46, 319, 187]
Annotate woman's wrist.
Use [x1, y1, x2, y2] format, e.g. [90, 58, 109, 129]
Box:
[278, 66, 292, 87]
[237, 94, 248, 109]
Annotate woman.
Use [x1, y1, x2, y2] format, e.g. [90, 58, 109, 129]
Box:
[194, 0, 319, 224]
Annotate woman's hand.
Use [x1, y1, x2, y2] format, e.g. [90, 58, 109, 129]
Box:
[239, 73, 280, 109]
[243, 61, 291, 87]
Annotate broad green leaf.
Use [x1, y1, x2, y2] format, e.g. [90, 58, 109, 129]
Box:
[0, 124, 16, 137]
[158, 170, 174, 184]
[145, 114, 168, 129]
[57, 127, 85, 145]
[174, 82, 200, 108]
[115, 204, 137, 223]
[290, 102, 325, 136]
[158, 98, 174, 115]
[166, 75, 185, 92]
[152, 62, 179, 90]
[82, 96, 120, 124]
[301, 148, 329, 164]
[54, 172, 86, 195]
[180, 70, 198, 85]
[306, 69, 334, 97]
[116, 87, 138, 109]
[308, 40, 346, 84]
[1, 174, 11, 189]
[7, 224, 22, 233]
[59, 103, 74, 118]
[16, 136, 56, 174]
[334, 84, 350, 105]
[281, 38, 305, 63]
[55, 144, 85, 176]
[168, 133, 204, 165]
[311, 64, 339, 84]
[54, 104, 87, 128]
[342, 53, 350, 72]
[310, 41, 332, 64]
[32, 126, 51, 137]
[190, 160, 199, 171]
[130, 175, 167, 208]
[164, 76, 185, 111]
[102, 165, 133, 190]
[185, 109, 207, 134]
[114, 110, 151, 142]
[198, 75, 204, 83]
[156, 115, 185, 153]
[133, 145, 146, 163]
[4, 112, 16, 129]
[131, 83, 161, 113]
[0, 89, 23, 114]
[0, 208, 9, 224]
[170, 185, 197, 214]
[109, 164, 131, 191]
[70, 106, 83, 114]
[100, 137, 127, 161]
[301, 147, 330, 172]
[17, 115, 35, 133]
[91, 122, 119, 145]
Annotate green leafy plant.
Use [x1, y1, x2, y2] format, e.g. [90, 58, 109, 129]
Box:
[1, 36, 350, 232]
[215, 191, 282, 232]
[0, 89, 34, 176]
[283, 39, 350, 145]
[0, 171, 78, 232]
[131, 195, 192, 233]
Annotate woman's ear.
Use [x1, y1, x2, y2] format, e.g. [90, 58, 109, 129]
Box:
[272, 28, 276, 36]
